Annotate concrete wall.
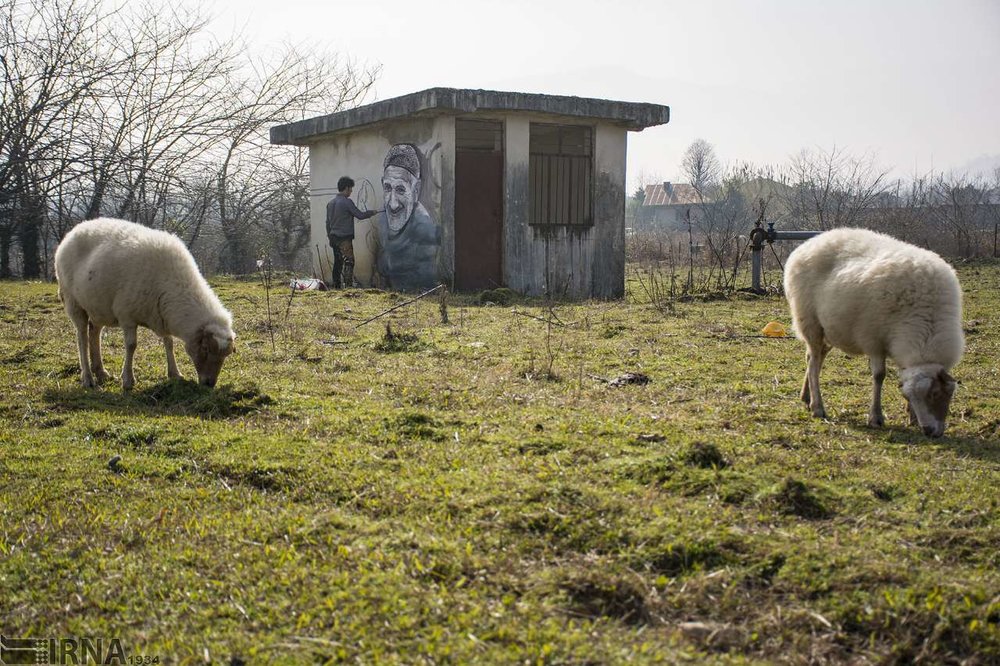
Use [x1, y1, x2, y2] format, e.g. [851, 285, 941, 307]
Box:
[503, 116, 627, 299]
[309, 116, 454, 289]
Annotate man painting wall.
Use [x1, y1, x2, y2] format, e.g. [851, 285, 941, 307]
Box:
[326, 176, 380, 288]
[372, 144, 441, 291]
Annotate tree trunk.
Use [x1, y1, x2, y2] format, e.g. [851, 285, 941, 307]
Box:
[0, 231, 10, 279]
[18, 213, 42, 278]
[85, 173, 109, 220]
[219, 225, 254, 275]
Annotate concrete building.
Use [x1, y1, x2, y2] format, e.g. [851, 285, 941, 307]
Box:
[270, 87, 669, 298]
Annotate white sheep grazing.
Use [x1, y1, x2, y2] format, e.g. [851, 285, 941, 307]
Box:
[54, 217, 236, 390]
[783, 228, 964, 437]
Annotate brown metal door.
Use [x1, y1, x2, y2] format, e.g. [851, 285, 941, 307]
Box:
[455, 150, 503, 290]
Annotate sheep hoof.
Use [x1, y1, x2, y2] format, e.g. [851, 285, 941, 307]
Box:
[93, 368, 111, 384]
[811, 408, 827, 419]
[867, 415, 885, 428]
[80, 376, 96, 389]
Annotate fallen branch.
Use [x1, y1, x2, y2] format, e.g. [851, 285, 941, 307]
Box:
[355, 284, 445, 328]
[512, 309, 572, 327]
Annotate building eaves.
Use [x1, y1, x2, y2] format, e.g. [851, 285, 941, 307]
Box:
[270, 87, 670, 146]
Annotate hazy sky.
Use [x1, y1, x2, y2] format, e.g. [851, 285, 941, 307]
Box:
[194, 0, 1000, 188]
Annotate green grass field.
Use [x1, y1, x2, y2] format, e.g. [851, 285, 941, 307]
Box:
[1, 264, 998, 664]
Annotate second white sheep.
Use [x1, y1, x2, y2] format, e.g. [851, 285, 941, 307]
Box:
[783, 228, 964, 437]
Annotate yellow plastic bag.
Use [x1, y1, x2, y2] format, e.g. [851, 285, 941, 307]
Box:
[762, 321, 787, 338]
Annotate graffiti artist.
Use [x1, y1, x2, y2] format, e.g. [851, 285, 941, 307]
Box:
[326, 176, 380, 288]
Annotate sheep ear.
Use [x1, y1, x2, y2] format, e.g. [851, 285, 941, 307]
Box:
[940, 371, 957, 394]
[210, 332, 236, 356]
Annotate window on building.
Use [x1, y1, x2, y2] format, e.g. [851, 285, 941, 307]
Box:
[529, 123, 593, 226]
[456, 118, 503, 153]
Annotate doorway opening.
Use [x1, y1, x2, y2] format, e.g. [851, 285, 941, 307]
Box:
[455, 118, 504, 291]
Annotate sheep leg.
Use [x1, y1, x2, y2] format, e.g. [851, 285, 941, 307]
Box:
[800, 354, 812, 404]
[868, 355, 886, 427]
[121, 325, 138, 391]
[804, 342, 829, 419]
[88, 322, 111, 384]
[67, 303, 94, 388]
[162, 336, 181, 379]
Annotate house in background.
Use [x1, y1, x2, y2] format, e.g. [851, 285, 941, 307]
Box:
[270, 87, 669, 298]
[635, 182, 703, 231]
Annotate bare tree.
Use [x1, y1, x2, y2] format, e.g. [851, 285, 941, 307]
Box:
[75, 3, 239, 226]
[924, 172, 997, 257]
[251, 147, 311, 271]
[213, 46, 378, 274]
[681, 138, 721, 198]
[780, 146, 890, 231]
[0, 0, 110, 276]
[863, 174, 932, 247]
[0, 0, 381, 278]
[693, 162, 786, 290]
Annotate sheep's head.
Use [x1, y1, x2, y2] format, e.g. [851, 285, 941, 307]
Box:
[186, 323, 236, 388]
[899, 365, 957, 438]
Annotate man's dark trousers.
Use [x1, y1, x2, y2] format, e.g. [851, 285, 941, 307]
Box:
[330, 235, 355, 288]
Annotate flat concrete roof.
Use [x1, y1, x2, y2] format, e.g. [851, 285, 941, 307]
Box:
[270, 87, 670, 146]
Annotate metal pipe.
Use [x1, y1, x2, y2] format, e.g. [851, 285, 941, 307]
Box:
[749, 226, 768, 294]
[770, 230, 820, 241]
[747, 224, 822, 293]
[752, 245, 762, 292]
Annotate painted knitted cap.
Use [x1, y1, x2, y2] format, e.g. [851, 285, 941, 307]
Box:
[383, 144, 420, 179]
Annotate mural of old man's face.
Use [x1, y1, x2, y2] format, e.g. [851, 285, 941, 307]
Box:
[382, 164, 419, 235]
[374, 143, 441, 292]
